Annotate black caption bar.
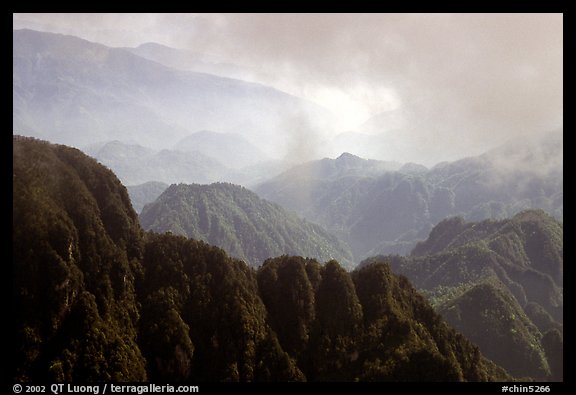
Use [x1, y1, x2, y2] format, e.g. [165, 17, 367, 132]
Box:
[10, 382, 565, 394]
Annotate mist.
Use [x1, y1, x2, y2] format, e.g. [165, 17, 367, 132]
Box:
[13, 13, 562, 166]
[12, 15, 565, 384]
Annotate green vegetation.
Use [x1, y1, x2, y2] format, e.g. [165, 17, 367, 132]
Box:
[256, 142, 563, 261]
[362, 212, 563, 380]
[258, 257, 510, 381]
[439, 281, 548, 378]
[13, 136, 147, 381]
[139, 234, 303, 382]
[13, 136, 512, 382]
[140, 182, 354, 268]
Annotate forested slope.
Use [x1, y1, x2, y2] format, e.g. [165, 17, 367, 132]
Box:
[13, 136, 510, 382]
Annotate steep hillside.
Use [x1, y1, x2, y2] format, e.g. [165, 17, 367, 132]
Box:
[257, 256, 510, 381]
[13, 136, 147, 381]
[13, 136, 511, 382]
[362, 210, 563, 380]
[256, 131, 562, 260]
[13, 136, 299, 382]
[256, 154, 439, 258]
[139, 234, 303, 381]
[140, 183, 355, 268]
[439, 281, 548, 378]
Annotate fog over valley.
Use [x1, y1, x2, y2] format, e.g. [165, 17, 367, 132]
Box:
[12, 13, 563, 383]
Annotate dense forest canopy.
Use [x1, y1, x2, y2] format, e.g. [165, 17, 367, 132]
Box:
[13, 136, 513, 382]
[360, 211, 563, 380]
[140, 182, 354, 268]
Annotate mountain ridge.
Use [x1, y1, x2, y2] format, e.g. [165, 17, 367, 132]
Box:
[256, 133, 562, 261]
[13, 28, 336, 159]
[360, 209, 563, 380]
[140, 182, 355, 269]
[13, 135, 511, 381]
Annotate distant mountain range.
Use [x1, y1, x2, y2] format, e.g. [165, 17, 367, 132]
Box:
[256, 130, 562, 261]
[13, 29, 334, 158]
[84, 140, 228, 185]
[84, 138, 292, 188]
[140, 182, 355, 268]
[361, 210, 563, 380]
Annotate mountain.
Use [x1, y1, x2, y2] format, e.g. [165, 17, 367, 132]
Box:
[14, 29, 185, 147]
[13, 136, 511, 381]
[361, 210, 563, 380]
[323, 132, 382, 160]
[438, 281, 550, 379]
[85, 140, 290, 188]
[13, 29, 335, 158]
[257, 256, 510, 381]
[86, 140, 228, 185]
[13, 136, 303, 381]
[255, 153, 435, 259]
[424, 130, 563, 223]
[139, 183, 355, 269]
[256, 152, 401, 219]
[324, 108, 446, 166]
[409, 210, 563, 320]
[124, 42, 251, 80]
[222, 159, 295, 188]
[126, 181, 169, 214]
[256, 131, 562, 260]
[324, 130, 407, 162]
[13, 135, 148, 381]
[174, 130, 269, 168]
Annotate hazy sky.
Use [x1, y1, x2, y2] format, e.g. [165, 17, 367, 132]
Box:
[13, 13, 563, 164]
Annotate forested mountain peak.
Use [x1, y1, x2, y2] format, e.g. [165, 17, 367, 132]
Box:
[13, 135, 146, 381]
[256, 136, 562, 260]
[13, 136, 512, 381]
[364, 209, 563, 380]
[412, 209, 563, 284]
[140, 182, 355, 268]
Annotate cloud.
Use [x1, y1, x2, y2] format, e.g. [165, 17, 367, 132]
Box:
[13, 13, 562, 165]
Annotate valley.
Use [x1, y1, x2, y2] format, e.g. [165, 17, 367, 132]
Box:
[12, 15, 563, 383]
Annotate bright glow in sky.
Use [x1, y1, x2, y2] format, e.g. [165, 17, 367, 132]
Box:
[13, 13, 563, 164]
